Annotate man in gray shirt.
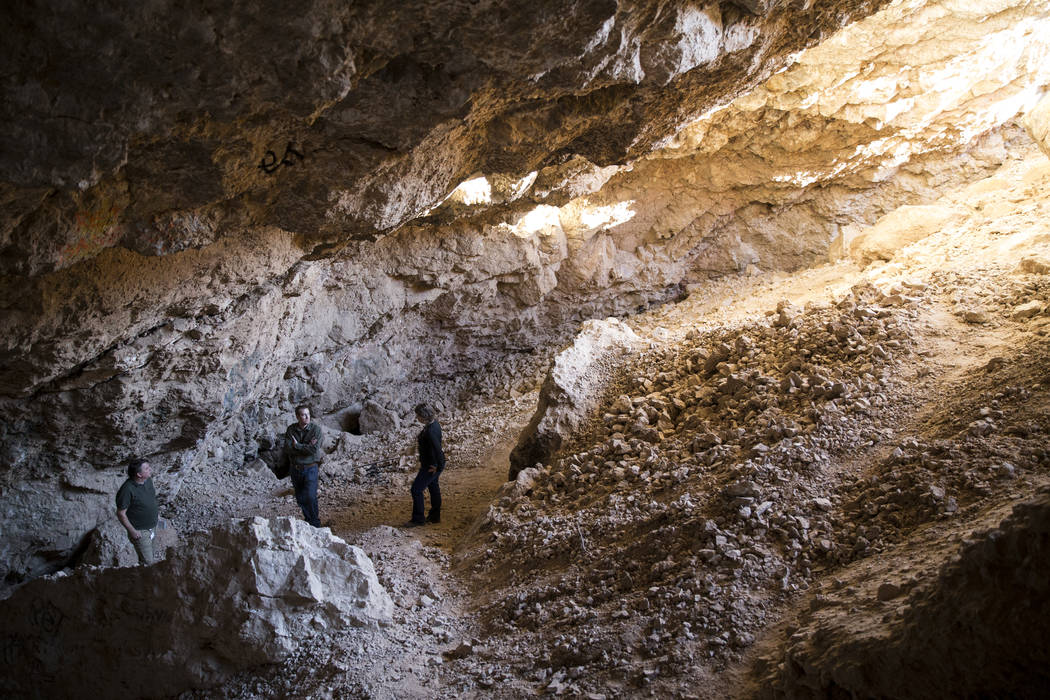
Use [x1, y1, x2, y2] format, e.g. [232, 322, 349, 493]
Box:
[115, 457, 159, 565]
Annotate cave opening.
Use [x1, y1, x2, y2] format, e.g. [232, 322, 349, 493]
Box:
[341, 410, 363, 436]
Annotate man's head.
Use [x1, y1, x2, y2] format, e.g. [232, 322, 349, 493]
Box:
[415, 402, 434, 424]
[295, 405, 311, 426]
[127, 458, 151, 481]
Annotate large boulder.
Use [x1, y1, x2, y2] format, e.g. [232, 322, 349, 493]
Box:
[358, 400, 401, 435]
[77, 516, 179, 568]
[509, 318, 641, 479]
[0, 517, 392, 698]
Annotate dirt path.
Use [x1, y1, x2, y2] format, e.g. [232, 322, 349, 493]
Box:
[321, 398, 534, 555]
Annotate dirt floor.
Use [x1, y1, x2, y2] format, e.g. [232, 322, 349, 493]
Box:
[173, 149, 1050, 698]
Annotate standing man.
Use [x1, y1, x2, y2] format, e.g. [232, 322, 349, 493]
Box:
[116, 457, 159, 566]
[407, 402, 445, 527]
[286, 404, 322, 528]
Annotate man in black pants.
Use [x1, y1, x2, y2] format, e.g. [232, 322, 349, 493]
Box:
[407, 402, 445, 526]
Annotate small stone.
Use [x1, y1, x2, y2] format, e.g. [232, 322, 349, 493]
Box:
[1014, 257, 1050, 275]
[813, 497, 833, 511]
[726, 481, 758, 498]
[444, 641, 474, 660]
[929, 485, 945, 501]
[961, 309, 989, 324]
[877, 582, 902, 601]
[1012, 300, 1043, 319]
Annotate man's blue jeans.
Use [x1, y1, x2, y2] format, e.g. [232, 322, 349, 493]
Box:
[291, 465, 321, 527]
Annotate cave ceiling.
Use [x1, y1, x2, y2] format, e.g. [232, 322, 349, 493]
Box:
[1, 0, 893, 278]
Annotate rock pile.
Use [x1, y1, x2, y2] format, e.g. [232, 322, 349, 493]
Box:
[0, 517, 391, 698]
[471, 281, 928, 690]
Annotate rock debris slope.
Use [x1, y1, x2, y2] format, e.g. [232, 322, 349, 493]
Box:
[454, 147, 1050, 697]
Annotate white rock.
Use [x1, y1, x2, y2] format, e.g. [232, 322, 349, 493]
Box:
[509, 319, 642, 478]
[1012, 301, 1043, 320]
[0, 517, 392, 698]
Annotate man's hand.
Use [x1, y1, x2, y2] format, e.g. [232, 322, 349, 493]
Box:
[117, 508, 139, 540]
[428, 466, 437, 474]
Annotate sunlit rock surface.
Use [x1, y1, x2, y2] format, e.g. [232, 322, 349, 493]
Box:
[1, 0, 1050, 584]
[510, 317, 642, 479]
[1026, 92, 1050, 156]
[0, 517, 391, 698]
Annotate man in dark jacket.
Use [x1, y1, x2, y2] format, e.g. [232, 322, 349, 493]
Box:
[286, 404, 323, 527]
[407, 402, 445, 526]
[116, 457, 159, 565]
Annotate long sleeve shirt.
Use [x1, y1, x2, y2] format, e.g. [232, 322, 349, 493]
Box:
[417, 420, 446, 471]
[285, 422, 322, 466]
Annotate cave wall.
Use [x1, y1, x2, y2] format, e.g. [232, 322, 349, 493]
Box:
[1, 0, 1049, 586]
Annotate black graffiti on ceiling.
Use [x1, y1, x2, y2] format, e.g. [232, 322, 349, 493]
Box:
[259, 142, 305, 174]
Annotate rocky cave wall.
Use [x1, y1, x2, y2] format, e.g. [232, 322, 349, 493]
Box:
[1, 0, 1049, 586]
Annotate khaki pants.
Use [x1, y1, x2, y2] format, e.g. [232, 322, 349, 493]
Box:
[130, 528, 155, 566]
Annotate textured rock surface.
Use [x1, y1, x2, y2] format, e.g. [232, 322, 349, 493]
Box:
[509, 318, 641, 478]
[0, 516, 392, 698]
[78, 516, 179, 569]
[761, 490, 1050, 699]
[2, 0, 1050, 587]
[358, 400, 402, 435]
[0, 0, 893, 277]
[848, 204, 965, 265]
[1026, 92, 1050, 156]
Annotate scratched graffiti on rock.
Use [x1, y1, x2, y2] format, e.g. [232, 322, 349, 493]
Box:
[259, 142, 305, 174]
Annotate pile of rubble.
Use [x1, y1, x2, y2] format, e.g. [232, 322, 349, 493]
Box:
[468, 281, 933, 691]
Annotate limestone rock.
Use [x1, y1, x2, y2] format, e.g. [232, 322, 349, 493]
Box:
[3, 0, 1050, 589]
[1014, 257, 1050, 275]
[78, 516, 178, 569]
[1024, 91, 1050, 158]
[1012, 300, 1044, 319]
[848, 205, 964, 265]
[764, 490, 1050, 699]
[497, 466, 544, 501]
[0, 516, 392, 698]
[509, 319, 641, 479]
[358, 400, 401, 435]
